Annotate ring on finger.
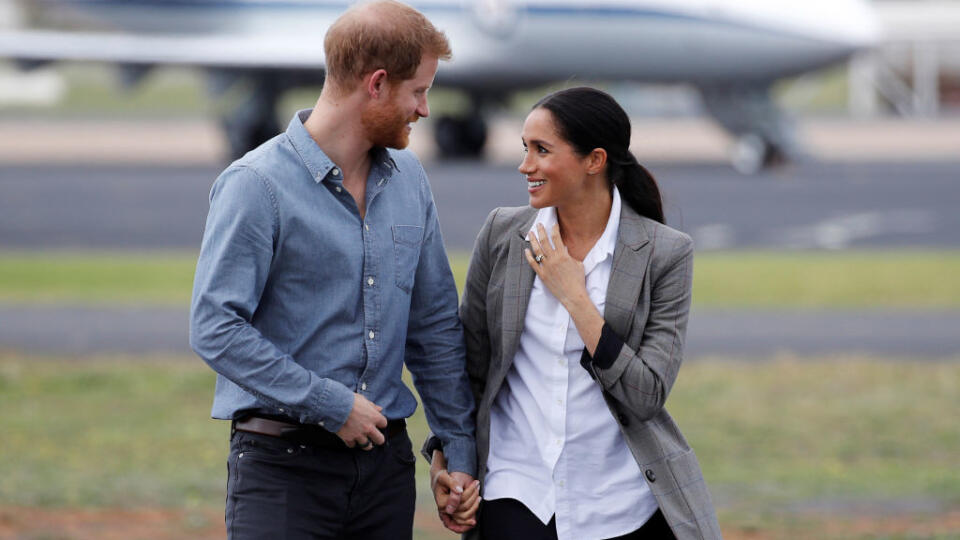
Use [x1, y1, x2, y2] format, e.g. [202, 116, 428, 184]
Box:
[534, 253, 545, 263]
[360, 439, 374, 449]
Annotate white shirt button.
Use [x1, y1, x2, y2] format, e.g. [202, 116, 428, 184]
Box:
[368, 331, 375, 340]
[331, 168, 340, 176]
[335, 186, 342, 193]
[318, 420, 325, 427]
[278, 408, 285, 413]
[361, 382, 367, 391]
[364, 224, 370, 231]
[367, 277, 374, 286]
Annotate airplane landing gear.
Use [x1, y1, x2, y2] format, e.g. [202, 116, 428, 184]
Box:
[699, 84, 797, 174]
[434, 114, 487, 158]
[730, 133, 788, 175]
[221, 79, 281, 161]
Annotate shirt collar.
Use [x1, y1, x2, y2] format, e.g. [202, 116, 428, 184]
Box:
[286, 109, 399, 185]
[527, 187, 622, 275]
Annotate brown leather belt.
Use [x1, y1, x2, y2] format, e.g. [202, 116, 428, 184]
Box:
[233, 415, 406, 449]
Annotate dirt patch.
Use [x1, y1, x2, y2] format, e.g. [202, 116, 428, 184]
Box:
[0, 506, 223, 540]
[816, 510, 960, 539]
[724, 510, 960, 540]
[0, 506, 450, 540]
[0, 506, 957, 539]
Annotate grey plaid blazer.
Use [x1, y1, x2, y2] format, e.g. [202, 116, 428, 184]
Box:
[457, 203, 722, 540]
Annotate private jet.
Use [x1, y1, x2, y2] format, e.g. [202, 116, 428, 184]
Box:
[0, 0, 880, 172]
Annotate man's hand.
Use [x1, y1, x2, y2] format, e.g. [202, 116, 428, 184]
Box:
[430, 450, 479, 532]
[335, 393, 387, 450]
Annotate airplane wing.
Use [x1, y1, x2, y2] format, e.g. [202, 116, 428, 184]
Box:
[0, 30, 327, 69]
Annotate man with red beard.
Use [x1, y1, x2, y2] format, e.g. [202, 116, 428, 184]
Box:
[189, 2, 477, 538]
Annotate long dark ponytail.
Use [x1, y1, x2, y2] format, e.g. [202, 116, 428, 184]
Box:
[533, 87, 664, 224]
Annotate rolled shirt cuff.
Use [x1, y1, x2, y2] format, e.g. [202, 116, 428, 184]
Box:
[307, 378, 355, 433]
[580, 322, 625, 371]
[439, 437, 478, 478]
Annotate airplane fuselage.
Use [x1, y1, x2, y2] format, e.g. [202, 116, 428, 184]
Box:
[25, 0, 879, 89]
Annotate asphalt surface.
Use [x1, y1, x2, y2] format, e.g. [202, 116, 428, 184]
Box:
[1, 160, 958, 251]
[1, 159, 957, 357]
[0, 305, 958, 358]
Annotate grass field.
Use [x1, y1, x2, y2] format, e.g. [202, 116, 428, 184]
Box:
[2, 250, 959, 308]
[1, 354, 957, 539]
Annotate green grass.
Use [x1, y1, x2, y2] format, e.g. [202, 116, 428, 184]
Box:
[0, 251, 198, 305]
[689, 250, 960, 309]
[2, 250, 959, 309]
[0, 355, 957, 539]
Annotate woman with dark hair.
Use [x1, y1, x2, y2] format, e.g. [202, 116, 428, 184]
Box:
[428, 87, 721, 540]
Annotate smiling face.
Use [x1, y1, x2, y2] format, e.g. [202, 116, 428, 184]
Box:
[519, 107, 597, 209]
[361, 54, 438, 149]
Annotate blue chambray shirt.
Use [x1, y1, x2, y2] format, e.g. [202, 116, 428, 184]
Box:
[190, 109, 476, 475]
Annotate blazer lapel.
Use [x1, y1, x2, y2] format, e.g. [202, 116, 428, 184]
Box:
[604, 207, 652, 340]
[498, 216, 538, 380]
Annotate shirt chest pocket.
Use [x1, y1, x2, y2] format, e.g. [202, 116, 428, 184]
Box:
[392, 224, 424, 293]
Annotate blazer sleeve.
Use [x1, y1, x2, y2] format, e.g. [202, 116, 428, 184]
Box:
[459, 207, 499, 407]
[587, 234, 694, 421]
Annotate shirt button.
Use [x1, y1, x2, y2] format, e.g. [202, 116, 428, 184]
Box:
[368, 331, 375, 340]
[367, 277, 374, 286]
[331, 168, 340, 176]
[364, 224, 370, 231]
[335, 186, 342, 193]
[318, 421, 325, 427]
[278, 408, 285, 413]
[361, 382, 367, 391]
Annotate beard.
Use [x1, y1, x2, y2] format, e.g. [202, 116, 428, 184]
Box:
[361, 97, 415, 150]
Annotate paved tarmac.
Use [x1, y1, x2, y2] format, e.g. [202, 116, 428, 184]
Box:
[1, 153, 957, 358]
[1, 159, 958, 251]
[2, 305, 957, 358]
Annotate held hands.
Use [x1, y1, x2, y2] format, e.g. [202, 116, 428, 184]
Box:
[336, 393, 387, 450]
[525, 223, 588, 309]
[430, 450, 480, 533]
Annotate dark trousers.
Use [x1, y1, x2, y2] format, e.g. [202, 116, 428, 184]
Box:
[224, 429, 416, 540]
[479, 497, 676, 540]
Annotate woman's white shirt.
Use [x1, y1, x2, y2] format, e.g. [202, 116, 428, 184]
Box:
[483, 188, 658, 539]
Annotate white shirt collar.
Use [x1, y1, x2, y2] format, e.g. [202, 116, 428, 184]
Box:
[527, 187, 622, 276]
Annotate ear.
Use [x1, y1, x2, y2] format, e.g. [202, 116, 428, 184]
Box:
[365, 69, 389, 99]
[585, 148, 607, 176]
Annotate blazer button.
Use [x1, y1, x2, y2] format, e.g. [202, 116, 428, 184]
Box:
[617, 413, 630, 426]
[645, 469, 656, 483]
